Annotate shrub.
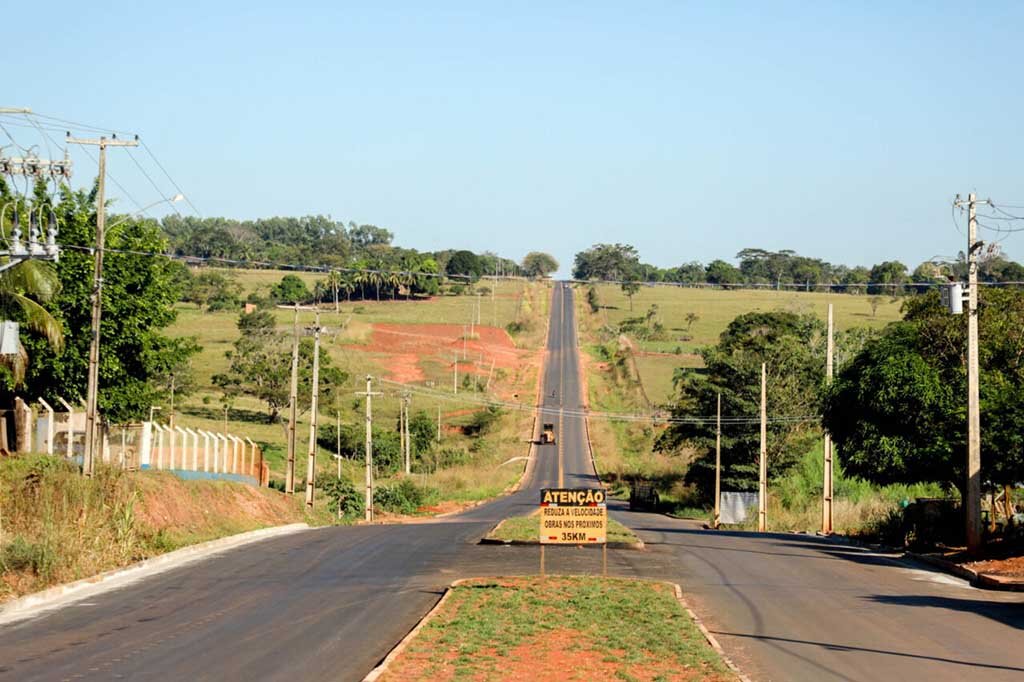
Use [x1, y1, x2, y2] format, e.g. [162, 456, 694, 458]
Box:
[463, 406, 503, 436]
[373, 479, 438, 514]
[320, 475, 365, 518]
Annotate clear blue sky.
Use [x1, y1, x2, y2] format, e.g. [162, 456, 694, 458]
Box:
[5, 1, 1023, 276]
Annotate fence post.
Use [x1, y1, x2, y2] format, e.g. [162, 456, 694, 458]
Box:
[57, 397, 75, 460]
[13, 397, 32, 453]
[154, 423, 164, 470]
[188, 429, 200, 470]
[37, 398, 55, 455]
[245, 437, 257, 479]
[199, 430, 211, 471]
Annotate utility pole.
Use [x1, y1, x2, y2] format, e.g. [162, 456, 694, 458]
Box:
[822, 303, 834, 535]
[437, 405, 442, 443]
[305, 311, 321, 510]
[714, 392, 721, 529]
[67, 134, 138, 476]
[759, 362, 767, 532]
[453, 353, 459, 394]
[356, 376, 381, 521]
[169, 374, 176, 428]
[286, 305, 299, 494]
[403, 392, 411, 475]
[336, 409, 342, 478]
[954, 192, 986, 554]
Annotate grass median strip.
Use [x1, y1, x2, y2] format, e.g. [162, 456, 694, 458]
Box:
[378, 576, 733, 682]
[486, 513, 640, 545]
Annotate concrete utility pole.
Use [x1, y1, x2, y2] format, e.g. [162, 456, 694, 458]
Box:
[955, 192, 986, 554]
[822, 303, 835, 535]
[714, 393, 721, 529]
[335, 410, 342, 477]
[286, 305, 300, 494]
[67, 134, 138, 476]
[356, 376, 381, 521]
[305, 311, 321, 510]
[453, 353, 459, 394]
[403, 392, 411, 475]
[759, 362, 767, 532]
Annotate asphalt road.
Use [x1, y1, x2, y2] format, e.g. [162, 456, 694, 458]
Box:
[0, 282, 594, 682]
[3, 282, 1022, 681]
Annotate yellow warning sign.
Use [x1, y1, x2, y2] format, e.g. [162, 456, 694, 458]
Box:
[539, 488, 607, 544]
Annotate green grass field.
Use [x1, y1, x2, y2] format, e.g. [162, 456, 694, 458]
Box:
[163, 274, 551, 506]
[579, 283, 905, 405]
[378, 577, 731, 681]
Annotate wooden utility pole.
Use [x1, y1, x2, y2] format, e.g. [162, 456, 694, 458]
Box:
[356, 376, 381, 522]
[305, 311, 321, 510]
[759, 362, 767, 532]
[286, 305, 300, 494]
[958, 192, 985, 554]
[714, 392, 721, 529]
[67, 134, 138, 476]
[822, 303, 835, 534]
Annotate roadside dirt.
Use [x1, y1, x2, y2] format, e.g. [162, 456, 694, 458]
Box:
[965, 555, 1024, 578]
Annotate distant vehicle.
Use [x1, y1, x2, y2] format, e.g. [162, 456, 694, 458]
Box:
[540, 422, 556, 445]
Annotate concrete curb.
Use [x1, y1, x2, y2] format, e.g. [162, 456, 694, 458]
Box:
[362, 579, 464, 682]
[364, 577, 748, 682]
[905, 551, 1024, 592]
[672, 583, 752, 682]
[0, 523, 312, 627]
[806, 530, 1024, 592]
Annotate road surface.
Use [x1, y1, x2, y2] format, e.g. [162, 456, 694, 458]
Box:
[2, 282, 1022, 681]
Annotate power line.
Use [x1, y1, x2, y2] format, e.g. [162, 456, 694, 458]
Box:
[141, 141, 202, 218]
[376, 378, 817, 426]
[126, 148, 182, 217]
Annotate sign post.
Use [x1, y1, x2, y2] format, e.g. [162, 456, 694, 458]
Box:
[539, 488, 608, 576]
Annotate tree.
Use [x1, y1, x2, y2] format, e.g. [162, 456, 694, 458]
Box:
[823, 289, 1024, 494]
[446, 250, 484, 280]
[620, 276, 641, 311]
[704, 259, 743, 287]
[684, 312, 699, 332]
[213, 310, 348, 424]
[17, 183, 199, 421]
[868, 260, 908, 295]
[572, 243, 640, 281]
[521, 252, 559, 279]
[213, 311, 288, 422]
[408, 410, 438, 453]
[270, 275, 310, 304]
[183, 270, 242, 311]
[0, 261, 65, 386]
[656, 311, 825, 501]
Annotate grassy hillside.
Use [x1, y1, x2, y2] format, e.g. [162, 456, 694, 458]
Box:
[165, 274, 551, 508]
[0, 455, 327, 602]
[575, 283, 910, 517]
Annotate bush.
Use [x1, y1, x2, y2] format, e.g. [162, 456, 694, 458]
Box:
[373, 479, 438, 514]
[320, 475, 365, 518]
[506, 320, 530, 335]
[1, 536, 56, 575]
[463, 406, 503, 436]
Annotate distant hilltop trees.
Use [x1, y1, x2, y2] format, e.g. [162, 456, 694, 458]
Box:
[572, 243, 1024, 291]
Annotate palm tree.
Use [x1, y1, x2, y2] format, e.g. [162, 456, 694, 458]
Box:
[0, 260, 64, 384]
[325, 271, 342, 312]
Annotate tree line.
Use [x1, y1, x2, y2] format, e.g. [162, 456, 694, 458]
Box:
[573, 243, 1024, 292]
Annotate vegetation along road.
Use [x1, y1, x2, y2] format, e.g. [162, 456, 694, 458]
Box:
[1, 283, 1021, 681]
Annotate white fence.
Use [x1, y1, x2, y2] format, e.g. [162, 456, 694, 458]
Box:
[23, 399, 266, 486]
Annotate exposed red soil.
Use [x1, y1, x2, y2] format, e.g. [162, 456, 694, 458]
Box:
[362, 323, 525, 383]
[965, 555, 1024, 578]
[134, 473, 300, 531]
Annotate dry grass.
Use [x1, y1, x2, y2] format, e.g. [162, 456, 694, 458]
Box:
[0, 455, 326, 601]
